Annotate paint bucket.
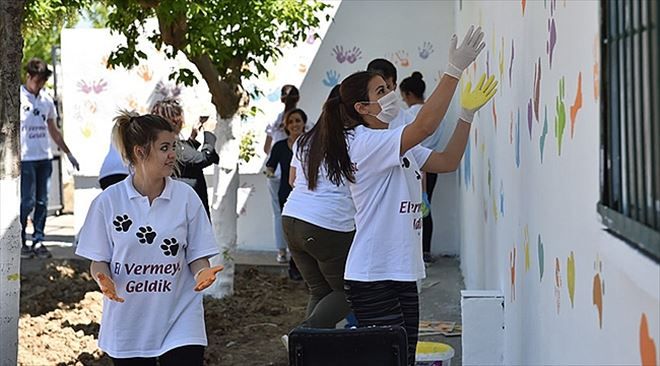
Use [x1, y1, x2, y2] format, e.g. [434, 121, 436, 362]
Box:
[415, 341, 454, 366]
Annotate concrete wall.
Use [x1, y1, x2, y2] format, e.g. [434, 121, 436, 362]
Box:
[456, 1, 660, 364]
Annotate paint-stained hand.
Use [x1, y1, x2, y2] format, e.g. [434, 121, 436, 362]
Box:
[96, 273, 125, 303]
[194, 265, 224, 292]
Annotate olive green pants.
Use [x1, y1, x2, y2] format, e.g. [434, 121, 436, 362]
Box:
[282, 216, 355, 328]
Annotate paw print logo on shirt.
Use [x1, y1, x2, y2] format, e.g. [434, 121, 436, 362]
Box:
[401, 157, 411, 168]
[113, 214, 133, 232]
[161, 238, 180, 256]
[136, 226, 157, 244]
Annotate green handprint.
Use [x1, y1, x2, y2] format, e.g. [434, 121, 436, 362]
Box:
[555, 77, 566, 155]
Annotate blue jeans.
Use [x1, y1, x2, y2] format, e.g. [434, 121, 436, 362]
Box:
[266, 176, 287, 251]
[20, 159, 53, 245]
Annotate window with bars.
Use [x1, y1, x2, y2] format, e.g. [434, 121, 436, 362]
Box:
[599, 0, 660, 260]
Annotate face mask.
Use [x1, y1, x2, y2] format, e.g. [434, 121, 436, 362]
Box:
[366, 91, 400, 124]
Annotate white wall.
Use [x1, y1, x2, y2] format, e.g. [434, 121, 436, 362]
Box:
[456, 1, 660, 364]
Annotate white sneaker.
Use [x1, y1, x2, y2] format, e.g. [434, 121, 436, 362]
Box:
[281, 334, 289, 352]
[276, 253, 287, 263]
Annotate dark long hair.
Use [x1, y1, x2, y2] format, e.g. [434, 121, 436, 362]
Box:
[296, 71, 380, 190]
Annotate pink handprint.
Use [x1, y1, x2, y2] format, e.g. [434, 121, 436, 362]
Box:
[332, 45, 346, 64]
[77, 80, 92, 94]
[395, 50, 410, 67]
[92, 79, 108, 94]
[345, 47, 362, 64]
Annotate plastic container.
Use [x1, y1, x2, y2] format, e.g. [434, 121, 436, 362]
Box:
[415, 341, 455, 366]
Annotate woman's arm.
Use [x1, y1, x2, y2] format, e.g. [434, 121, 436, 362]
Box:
[289, 166, 296, 187]
[178, 132, 219, 170]
[401, 26, 485, 156]
[189, 258, 223, 292]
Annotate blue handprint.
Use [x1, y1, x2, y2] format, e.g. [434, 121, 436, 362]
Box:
[418, 41, 434, 60]
[322, 70, 341, 87]
[266, 88, 280, 102]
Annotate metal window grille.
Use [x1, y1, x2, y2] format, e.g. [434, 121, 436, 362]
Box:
[599, 0, 660, 260]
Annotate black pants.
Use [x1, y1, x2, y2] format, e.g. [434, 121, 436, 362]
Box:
[344, 280, 419, 366]
[423, 172, 438, 254]
[111, 345, 204, 366]
[99, 174, 128, 190]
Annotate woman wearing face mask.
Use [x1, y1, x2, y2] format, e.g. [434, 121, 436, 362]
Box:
[75, 111, 223, 365]
[310, 26, 495, 364]
[400, 71, 436, 263]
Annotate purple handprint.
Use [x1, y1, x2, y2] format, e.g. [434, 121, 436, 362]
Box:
[345, 47, 362, 64]
[332, 45, 346, 64]
[418, 41, 434, 60]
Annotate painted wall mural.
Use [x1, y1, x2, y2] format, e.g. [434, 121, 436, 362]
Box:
[457, 1, 659, 364]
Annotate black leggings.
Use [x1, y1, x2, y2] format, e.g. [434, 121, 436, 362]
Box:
[344, 280, 419, 366]
[110, 345, 205, 366]
[423, 172, 438, 254]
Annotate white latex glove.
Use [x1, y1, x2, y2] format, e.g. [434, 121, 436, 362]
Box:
[445, 25, 486, 79]
[66, 152, 80, 171]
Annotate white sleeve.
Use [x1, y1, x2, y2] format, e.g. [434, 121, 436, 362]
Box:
[351, 126, 404, 172]
[290, 140, 302, 170]
[410, 145, 433, 167]
[185, 191, 220, 264]
[47, 98, 57, 120]
[75, 197, 113, 262]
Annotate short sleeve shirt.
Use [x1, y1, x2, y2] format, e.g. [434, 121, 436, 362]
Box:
[345, 125, 432, 282]
[75, 176, 219, 358]
[20, 85, 57, 161]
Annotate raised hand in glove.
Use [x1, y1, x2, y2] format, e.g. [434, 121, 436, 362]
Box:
[459, 73, 498, 123]
[96, 272, 125, 303]
[445, 25, 486, 79]
[193, 265, 224, 292]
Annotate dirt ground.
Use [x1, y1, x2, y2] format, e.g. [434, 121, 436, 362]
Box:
[18, 258, 308, 366]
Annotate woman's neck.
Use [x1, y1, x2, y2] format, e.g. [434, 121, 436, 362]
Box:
[132, 171, 165, 204]
[284, 103, 297, 113]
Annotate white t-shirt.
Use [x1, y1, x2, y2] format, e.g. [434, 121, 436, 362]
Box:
[345, 125, 432, 282]
[265, 112, 287, 177]
[99, 142, 129, 179]
[387, 108, 414, 130]
[20, 85, 57, 161]
[282, 140, 356, 232]
[75, 176, 219, 358]
[391, 104, 443, 150]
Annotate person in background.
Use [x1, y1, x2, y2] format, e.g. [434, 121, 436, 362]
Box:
[76, 111, 222, 366]
[20, 57, 80, 259]
[400, 71, 436, 263]
[99, 140, 129, 190]
[151, 98, 219, 219]
[263, 85, 300, 263]
[266, 108, 307, 281]
[281, 86, 356, 334]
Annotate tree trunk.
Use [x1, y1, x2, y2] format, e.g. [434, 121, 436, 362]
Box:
[206, 115, 239, 298]
[0, 0, 25, 364]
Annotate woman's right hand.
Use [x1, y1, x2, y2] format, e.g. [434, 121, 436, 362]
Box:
[446, 25, 486, 79]
[96, 272, 125, 303]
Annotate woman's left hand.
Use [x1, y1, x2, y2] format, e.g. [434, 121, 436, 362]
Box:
[193, 265, 224, 292]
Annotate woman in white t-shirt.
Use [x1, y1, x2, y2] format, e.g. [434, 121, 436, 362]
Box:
[281, 86, 357, 330]
[313, 26, 495, 365]
[76, 111, 222, 365]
